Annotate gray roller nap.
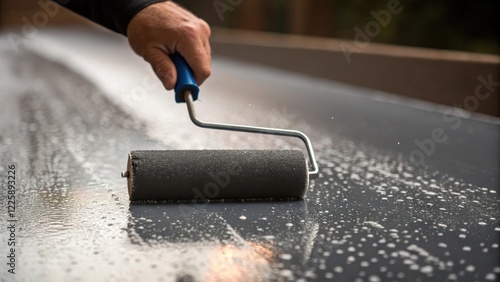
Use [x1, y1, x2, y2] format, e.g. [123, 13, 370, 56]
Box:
[125, 150, 308, 201]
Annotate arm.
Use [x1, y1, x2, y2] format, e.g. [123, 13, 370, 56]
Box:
[55, 0, 211, 88]
[54, 0, 164, 35]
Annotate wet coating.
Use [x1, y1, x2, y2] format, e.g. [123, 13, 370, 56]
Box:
[0, 28, 499, 281]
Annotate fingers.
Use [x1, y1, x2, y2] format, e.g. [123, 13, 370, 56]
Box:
[177, 41, 211, 86]
[176, 21, 212, 85]
[127, 1, 212, 90]
[143, 48, 177, 90]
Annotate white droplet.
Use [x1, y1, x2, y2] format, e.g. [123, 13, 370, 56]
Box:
[239, 215, 247, 220]
[390, 186, 399, 192]
[279, 253, 292, 260]
[365, 221, 385, 229]
[420, 265, 433, 274]
[280, 269, 293, 278]
[485, 273, 497, 280]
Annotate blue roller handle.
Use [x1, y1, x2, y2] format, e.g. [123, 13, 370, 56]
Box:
[171, 53, 200, 103]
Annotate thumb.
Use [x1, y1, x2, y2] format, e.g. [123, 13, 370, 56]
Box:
[143, 48, 177, 90]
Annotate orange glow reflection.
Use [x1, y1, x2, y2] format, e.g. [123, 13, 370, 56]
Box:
[204, 242, 275, 282]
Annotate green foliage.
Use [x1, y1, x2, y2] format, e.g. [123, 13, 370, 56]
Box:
[333, 0, 498, 54]
[218, 0, 499, 55]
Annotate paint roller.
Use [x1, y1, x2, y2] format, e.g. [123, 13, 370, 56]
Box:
[121, 54, 319, 201]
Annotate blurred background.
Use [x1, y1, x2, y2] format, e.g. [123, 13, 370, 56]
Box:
[1, 0, 498, 55]
[187, 0, 499, 55]
[1, 0, 499, 116]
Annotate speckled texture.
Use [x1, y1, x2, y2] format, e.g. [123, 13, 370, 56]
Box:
[128, 150, 308, 201]
[0, 28, 499, 282]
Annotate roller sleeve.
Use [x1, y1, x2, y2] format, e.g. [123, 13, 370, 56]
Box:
[125, 150, 309, 201]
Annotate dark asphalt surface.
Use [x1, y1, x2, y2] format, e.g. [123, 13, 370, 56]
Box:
[0, 29, 499, 281]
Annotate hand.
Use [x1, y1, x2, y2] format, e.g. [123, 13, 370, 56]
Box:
[127, 1, 211, 90]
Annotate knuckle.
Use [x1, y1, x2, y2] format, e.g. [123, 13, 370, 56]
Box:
[200, 20, 211, 36]
[180, 20, 210, 37]
[180, 23, 199, 36]
[142, 47, 160, 63]
[200, 67, 211, 79]
[142, 50, 155, 62]
[154, 65, 170, 78]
